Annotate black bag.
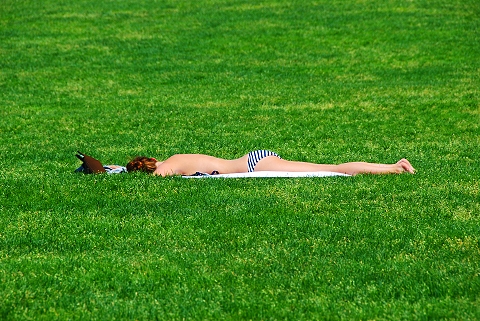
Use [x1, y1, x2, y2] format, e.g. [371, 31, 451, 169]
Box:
[75, 151, 106, 174]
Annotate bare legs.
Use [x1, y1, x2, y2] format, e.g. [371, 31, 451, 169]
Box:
[254, 157, 416, 176]
[329, 159, 416, 175]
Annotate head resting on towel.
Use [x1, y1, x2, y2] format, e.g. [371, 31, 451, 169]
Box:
[126, 157, 157, 173]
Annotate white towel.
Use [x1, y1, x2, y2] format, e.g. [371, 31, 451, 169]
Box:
[183, 171, 350, 178]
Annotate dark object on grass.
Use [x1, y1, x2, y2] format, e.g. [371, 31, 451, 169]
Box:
[190, 170, 220, 176]
[75, 151, 106, 174]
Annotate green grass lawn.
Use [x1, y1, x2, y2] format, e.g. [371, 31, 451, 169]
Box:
[1, 0, 479, 319]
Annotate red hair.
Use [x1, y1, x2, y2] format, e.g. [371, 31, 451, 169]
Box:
[126, 157, 157, 173]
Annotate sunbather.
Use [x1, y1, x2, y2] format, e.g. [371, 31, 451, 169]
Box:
[126, 149, 415, 177]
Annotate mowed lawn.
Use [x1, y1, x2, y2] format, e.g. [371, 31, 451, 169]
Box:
[0, 0, 479, 319]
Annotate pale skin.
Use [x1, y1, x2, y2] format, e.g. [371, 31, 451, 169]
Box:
[152, 153, 415, 177]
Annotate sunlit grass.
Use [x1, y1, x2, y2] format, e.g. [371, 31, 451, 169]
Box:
[1, 0, 479, 319]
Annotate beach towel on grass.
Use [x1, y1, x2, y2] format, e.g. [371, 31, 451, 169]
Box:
[183, 171, 350, 178]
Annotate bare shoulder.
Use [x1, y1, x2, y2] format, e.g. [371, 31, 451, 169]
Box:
[152, 154, 201, 176]
[153, 164, 173, 176]
[153, 155, 181, 176]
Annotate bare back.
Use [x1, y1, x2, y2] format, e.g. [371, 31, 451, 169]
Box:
[154, 154, 249, 176]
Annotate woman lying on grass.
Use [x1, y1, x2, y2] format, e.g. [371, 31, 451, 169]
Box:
[126, 149, 415, 177]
